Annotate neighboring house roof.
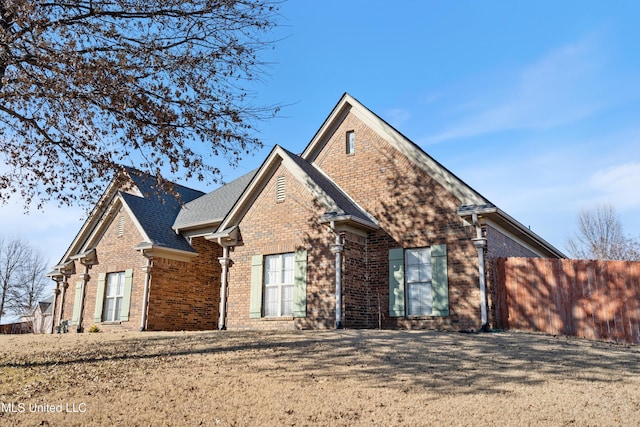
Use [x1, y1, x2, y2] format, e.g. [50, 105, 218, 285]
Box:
[173, 170, 257, 233]
[37, 295, 54, 315]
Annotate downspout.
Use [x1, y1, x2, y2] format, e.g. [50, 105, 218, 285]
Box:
[472, 213, 489, 332]
[329, 221, 344, 329]
[140, 255, 153, 331]
[218, 243, 230, 330]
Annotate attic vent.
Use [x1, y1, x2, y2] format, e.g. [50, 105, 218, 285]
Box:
[276, 175, 286, 203]
[117, 215, 125, 237]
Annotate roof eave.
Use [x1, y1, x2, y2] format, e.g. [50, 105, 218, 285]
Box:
[134, 242, 198, 262]
[457, 206, 566, 259]
[318, 213, 379, 231]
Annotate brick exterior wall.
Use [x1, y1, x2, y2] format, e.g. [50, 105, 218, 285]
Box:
[221, 110, 489, 331]
[310, 110, 482, 331]
[225, 164, 337, 330]
[54, 101, 556, 334]
[146, 237, 221, 331]
[56, 204, 148, 333]
[54, 205, 221, 333]
[485, 224, 539, 259]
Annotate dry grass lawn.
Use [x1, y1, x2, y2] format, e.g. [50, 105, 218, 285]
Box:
[0, 329, 639, 426]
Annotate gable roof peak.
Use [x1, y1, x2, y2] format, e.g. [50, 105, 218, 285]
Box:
[301, 93, 490, 207]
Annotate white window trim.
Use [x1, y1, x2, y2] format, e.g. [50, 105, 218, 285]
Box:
[405, 247, 433, 316]
[263, 253, 295, 317]
[103, 271, 125, 322]
[346, 130, 355, 155]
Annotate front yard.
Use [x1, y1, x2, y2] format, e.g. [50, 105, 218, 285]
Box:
[0, 329, 638, 426]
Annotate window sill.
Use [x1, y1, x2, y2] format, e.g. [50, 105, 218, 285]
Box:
[405, 315, 445, 319]
[100, 321, 123, 325]
[261, 316, 294, 321]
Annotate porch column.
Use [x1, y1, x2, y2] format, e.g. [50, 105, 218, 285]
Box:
[140, 256, 153, 331]
[77, 270, 90, 333]
[57, 280, 68, 330]
[218, 246, 231, 330]
[331, 236, 344, 329]
[470, 212, 489, 331]
[51, 286, 61, 334]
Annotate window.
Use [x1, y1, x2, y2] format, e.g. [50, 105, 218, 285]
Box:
[249, 251, 307, 319]
[263, 253, 295, 317]
[102, 272, 125, 322]
[94, 269, 133, 323]
[405, 248, 432, 316]
[346, 131, 355, 154]
[389, 245, 449, 317]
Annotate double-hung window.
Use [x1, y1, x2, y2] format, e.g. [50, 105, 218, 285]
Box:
[102, 271, 125, 322]
[405, 248, 433, 316]
[249, 250, 307, 319]
[264, 253, 295, 317]
[93, 269, 133, 323]
[389, 244, 449, 317]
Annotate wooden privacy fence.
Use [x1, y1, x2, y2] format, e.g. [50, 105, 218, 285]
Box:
[493, 257, 640, 344]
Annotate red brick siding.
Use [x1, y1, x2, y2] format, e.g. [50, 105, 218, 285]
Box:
[58, 204, 147, 333]
[342, 231, 373, 328]
[225, 164, 337, 330]
[56, 205, 221, 333]
[485, 224, 539, 259]
[312, 111, 482, 331]
[145, 237, 221, 331]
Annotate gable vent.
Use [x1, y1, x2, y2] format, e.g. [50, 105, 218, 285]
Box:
[276, 175, 286, 203]
[117, 215, 125, 237]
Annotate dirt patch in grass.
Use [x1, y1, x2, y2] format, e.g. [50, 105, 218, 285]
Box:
[0, 330, 639, 426]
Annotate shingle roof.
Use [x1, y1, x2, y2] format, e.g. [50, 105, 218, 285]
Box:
[120, 191, 196, 253]
[173, 170, 257, 231]
[119, 168, 205, 253]
[125, 166, 205, 205]
[38, 295, 54, 315]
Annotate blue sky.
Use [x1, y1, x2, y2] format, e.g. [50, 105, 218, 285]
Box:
[1, 0, 640, 268]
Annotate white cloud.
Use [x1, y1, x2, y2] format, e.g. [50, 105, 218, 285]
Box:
[589, 162, 640, 209]
[420, 36, 607, 145]
[384, 108, 412, 128]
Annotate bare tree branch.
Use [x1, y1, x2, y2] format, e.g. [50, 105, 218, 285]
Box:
[0, 0, 282, 210]
[566, 204, 640, 261]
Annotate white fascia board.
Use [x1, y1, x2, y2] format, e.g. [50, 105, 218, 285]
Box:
[58, 169, 141, 264]
[218, 146, 342, 232]
[134, 243, 198, 263]
[301, 93, 488, 206]
[117, 193, 152, 243]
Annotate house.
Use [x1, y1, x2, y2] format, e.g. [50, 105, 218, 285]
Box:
[29, 295, 55, 334]
[49, 93, 564, 333]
